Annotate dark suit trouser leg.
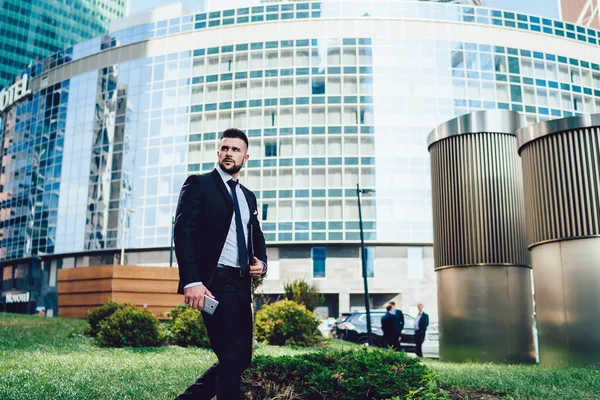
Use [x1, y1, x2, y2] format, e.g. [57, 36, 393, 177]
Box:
[176, 269, 252, 400]
[415, 332, 425, 358]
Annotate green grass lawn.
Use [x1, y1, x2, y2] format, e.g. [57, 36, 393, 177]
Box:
[1, 312, 598, 400]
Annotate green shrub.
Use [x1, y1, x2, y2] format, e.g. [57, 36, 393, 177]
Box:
[283, 279, 324, 311]
[243, 349, 447, 400]
[166, 304, 191, 323]
[255, 300, 320, 346]
[170, 307, 210, 348]
[96, 306, 163, 348]
[86, 300, 134, 337]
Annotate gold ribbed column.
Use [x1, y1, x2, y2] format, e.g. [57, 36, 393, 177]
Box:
[428, 110, 535, 363]
[518, 115, 600, 367]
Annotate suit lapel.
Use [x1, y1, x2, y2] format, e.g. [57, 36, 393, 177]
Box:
[211, 169, 233, 208]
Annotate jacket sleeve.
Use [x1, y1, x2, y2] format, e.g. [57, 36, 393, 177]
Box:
[174, 175, 204, 287]
[251, 194, 268, 274]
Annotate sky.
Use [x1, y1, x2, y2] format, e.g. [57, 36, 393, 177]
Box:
[128, 0, 563, 19]
[484, 0, 561, 19]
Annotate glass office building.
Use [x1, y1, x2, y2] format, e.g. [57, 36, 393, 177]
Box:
[2, 0, 600, 317]
[0, 0, 127, 89]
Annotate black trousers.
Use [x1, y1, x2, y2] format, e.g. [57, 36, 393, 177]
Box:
[415, 332, 425, 358]
[176, 267, 253, 400]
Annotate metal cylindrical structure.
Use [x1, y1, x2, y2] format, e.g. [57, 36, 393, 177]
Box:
[518, 114, 600, 367]
[428, 110, 535, 363]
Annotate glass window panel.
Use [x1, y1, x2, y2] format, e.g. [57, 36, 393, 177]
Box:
[279, 169, 293, 187]
[328, 107, 342, 124]
[249, 110, 262, 128]
[250, 52, 263, 69]
[296, 78, 310, 95]
[296, 49, 310, 66]
[344, 199, 358, 219]
[247, 170, 260, 188]
[280, 138, 293, 157]
[233, 111, 246, 127]
[235, 54, 248, 70]
[279, 200, 292, 220]
[328, 168, 342, 186]
[207, 57, 219, 74]
[311, 200, 326, 220]
[558, 65, 569, 82]
[265, 80, 278, 97]
[328, 137, 342, 155]
[312, 107, 326, 125]
[312, 169, 326, 186]
[206, 84, 218, 102]
[280, 108, 293, 125]
[329, 200, 342, 219]
[327, 48, 341, 65]
[221, 55, 233, 72]
[218, 112, 231, 130]
[296, 138, 309, 156]
[312, 247, 326, 278]
[220, 83, 232, 100]
[281, 79, 293, 96]
[328, 77, 341, 94]
[344, 167, 359, 187]
[343, 77, 358, 94]
[312, 138, 325, 156]
[547, 63, 558, 81]
[191, 86, 204, 103]
[296, 107, 309, 125]
[344, 107, 358, 124]
[295, 200, 309, 220]
[281, 50, 293, 68]
[295, 168, 309, 187]
[250, 81, 263, 98]
[249, 138, 261, 156]
[235, 82, 247, 99]
[205, 113, 217, 131]
[343, 48, 357, 65]
[263, 170, 276, 188]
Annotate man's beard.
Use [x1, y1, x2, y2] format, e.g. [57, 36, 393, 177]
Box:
[219, 160, 243, 175]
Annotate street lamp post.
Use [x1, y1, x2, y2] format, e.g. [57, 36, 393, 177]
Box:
[120, 208, 135, 266]
[356, 184, 375, 346]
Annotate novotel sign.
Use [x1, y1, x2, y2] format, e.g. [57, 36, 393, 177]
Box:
[0, 74, 31, 113]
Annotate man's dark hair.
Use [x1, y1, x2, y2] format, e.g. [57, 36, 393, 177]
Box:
[386, 305, 392, 312]
[220, 128, 248, 149]
[389, 301, 396, 306]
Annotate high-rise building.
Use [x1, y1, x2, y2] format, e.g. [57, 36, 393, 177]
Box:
[560, 0, 600, 28]
[0, 0, 128, 89]
[2, 0, 600, 320]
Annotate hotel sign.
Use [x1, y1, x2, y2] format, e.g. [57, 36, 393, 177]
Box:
[0, 75, 31, 113]
[5, 292, 30, 303]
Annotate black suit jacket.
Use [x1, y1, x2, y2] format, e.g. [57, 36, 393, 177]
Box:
[381, 312, 401, 343]
[394, 309, 405, 332]
[416, 312, 429, 334]
[173, 169, 268, 294]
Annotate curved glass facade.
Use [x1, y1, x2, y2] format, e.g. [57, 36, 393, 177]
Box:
[0, 0, 127, 89]
[2, 0, 600, 261]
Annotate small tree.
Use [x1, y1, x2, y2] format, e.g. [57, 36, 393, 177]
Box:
[283, 279, 324, 311]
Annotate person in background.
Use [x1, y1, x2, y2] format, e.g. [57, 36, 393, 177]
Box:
[381, 305, 402, 350]
[388, 301, 404, 337]
[414, 303, 429, 358]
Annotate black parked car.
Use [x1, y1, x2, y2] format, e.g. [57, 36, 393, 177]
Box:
[332, 310, 417, 352]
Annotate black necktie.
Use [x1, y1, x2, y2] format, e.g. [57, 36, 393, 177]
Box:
[227, 179, 248, 273]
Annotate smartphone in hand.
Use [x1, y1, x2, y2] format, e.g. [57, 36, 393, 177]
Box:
[202, 295, 219, 315]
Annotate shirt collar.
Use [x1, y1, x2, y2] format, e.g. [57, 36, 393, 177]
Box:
[216, 165, 237, 186]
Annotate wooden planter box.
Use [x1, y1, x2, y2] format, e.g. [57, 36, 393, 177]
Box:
[57, 265, 183, 318]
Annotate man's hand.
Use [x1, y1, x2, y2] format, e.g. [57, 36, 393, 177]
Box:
[249, 256, 263, 278]
[183, 284, 214, 310]
[398, 336, 402, 342]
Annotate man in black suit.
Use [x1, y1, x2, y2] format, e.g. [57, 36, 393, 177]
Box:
[414, 303, 429, 358]
[174, 128, 267, 400]
[388, 301, 404, 337]
[381, 305, 402, 350]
